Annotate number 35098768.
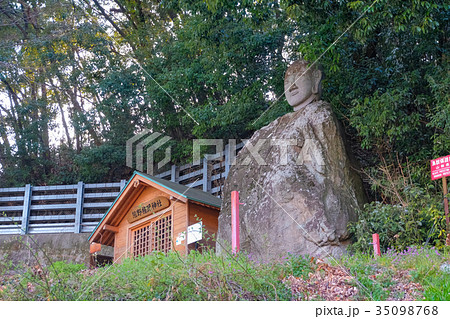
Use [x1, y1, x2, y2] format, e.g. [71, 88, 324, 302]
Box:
[376, 306, 438, 316]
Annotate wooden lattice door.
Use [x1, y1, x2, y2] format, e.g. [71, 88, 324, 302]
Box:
[132, 214, 172, 257]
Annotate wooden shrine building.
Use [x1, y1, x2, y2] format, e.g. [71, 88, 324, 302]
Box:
[89, 171, 221, 262]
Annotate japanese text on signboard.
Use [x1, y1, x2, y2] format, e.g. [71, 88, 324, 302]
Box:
[127, 196, 170, 223]
[431, 155, 450, 181]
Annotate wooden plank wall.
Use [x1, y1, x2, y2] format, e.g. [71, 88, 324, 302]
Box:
[172, 201, 187, 254]
[187, 202, 219, 253]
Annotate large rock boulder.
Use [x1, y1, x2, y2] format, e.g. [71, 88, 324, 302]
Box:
[217, 101, 366, 260]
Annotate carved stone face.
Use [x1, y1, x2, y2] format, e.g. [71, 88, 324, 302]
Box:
[284, 60, 322, 110]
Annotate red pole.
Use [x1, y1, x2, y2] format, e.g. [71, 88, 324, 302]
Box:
[372, 233, 381, 257]
[231, 191, 240, 254]
[443, 177, 449, 233]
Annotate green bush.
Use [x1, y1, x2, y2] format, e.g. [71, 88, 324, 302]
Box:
[286, 253, 315, 278]
[349, 186, 446, 253]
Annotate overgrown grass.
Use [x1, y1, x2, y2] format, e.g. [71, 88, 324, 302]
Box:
[1, 246, 449, 301]
[337, 246, 450, 301]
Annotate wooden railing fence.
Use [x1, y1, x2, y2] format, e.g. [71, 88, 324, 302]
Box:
[154, 142, 244, 196]
[0, 181, 126, 235]
[0, 142, 244, 235]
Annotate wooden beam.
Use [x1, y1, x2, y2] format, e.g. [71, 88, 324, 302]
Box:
[90, 242, 102, 254]
[103, 224, 119, 233]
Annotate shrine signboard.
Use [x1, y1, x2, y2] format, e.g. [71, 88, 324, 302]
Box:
[430, 155, 450, 240]
[127, 196, 170, 223]
[431, 155, 450, 181]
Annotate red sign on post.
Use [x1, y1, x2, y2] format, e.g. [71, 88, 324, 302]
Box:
[431, 154, 450, 241]
[431, 155, 450, 181]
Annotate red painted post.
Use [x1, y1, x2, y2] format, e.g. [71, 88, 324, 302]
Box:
[231, 191, 240, 254]
[372, 233, 381, 257]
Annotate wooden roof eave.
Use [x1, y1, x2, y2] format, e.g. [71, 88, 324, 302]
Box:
[90, 180, 146, 245]
[134, 175, 188, 204]
[188, 199, 221, 211]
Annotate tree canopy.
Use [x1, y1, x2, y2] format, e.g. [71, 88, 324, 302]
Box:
[0, 0, 448, 199]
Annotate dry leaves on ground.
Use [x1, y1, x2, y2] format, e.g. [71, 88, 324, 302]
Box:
[284, 261, 358, 301]
[284, 261, 423, 301]
[384, 269, 423, 301]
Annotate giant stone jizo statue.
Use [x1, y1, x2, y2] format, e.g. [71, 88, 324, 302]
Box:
[217, 59, 366, 260]
[284, 59, 323, 111]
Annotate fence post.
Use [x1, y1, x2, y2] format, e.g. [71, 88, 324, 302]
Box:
[74, 181, 85, 233]
[224, 143, 230, 178]
[20, 184, 32, 235]
[120, 179, 127, 190]
[171, 165, 179, 182]
[227, 140, 237, 178]
[372, 233, 381, 258]
[202, 157, 211, 193]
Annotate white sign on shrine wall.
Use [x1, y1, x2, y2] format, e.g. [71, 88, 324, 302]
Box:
[187, 222, 203, 244]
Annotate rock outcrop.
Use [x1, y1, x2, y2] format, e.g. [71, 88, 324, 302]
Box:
[217, 101, 366, 260]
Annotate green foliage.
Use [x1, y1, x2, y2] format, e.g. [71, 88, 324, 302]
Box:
[349, 185, 446, 253]
[350, 88, 422, 153]
[339, 246, 448, 301]
[139, 0, 292, 139]
[423, 274, 450, 301]
[73, 143, 127, 183]
[349, 202, 404, 253]
[0, 0, 447, 192]
[48, 261, 85, 276]
[341, 252, 397, 300]
[85, 250, 293, 301]
[286, 253, 315, 278]
[1, 250, 293, 301]
[282, 0, 448, 185]
[0, 252, 14, 276]
[426, 66, 450, 155]
[1, 247, 449, 301]
[349, 263, 393, 301]
[0, 0, 294, 186]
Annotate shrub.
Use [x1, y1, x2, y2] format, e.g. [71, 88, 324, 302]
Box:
[286, 253, 315, 278]
[349, 186, 446, 253]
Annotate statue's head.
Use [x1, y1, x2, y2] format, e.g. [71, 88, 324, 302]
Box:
[284, 59, 323, 111]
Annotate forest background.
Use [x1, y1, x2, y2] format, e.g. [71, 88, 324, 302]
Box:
[0, 0, 448, 249]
